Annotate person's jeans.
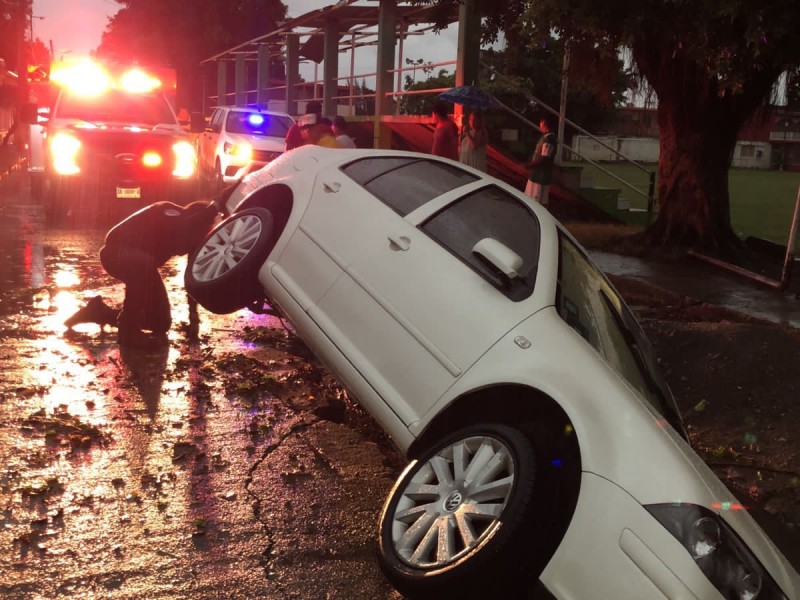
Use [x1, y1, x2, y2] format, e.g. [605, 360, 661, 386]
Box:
[99, 245, 171, 334]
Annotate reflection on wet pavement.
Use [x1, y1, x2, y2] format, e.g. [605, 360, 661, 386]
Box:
[592, 251, 800, 329]
[0, 189, 261, 594]
[0, 180, 402, 598]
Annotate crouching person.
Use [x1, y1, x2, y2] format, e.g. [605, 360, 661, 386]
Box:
[99, 200, 220, 348]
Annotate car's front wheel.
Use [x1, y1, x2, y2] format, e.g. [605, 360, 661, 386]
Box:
[378, 424, 539, 599]
[213, 158, 224, 195]
[185, 207, 275, 314]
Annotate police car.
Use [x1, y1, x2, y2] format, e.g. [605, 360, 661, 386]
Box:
[197, 105, 294, 192]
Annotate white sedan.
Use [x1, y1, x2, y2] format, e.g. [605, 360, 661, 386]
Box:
[185, 145, 799, 600]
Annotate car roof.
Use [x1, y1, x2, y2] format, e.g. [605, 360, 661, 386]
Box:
[214, 105, 292, 117]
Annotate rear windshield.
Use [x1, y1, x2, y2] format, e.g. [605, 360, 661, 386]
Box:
[341, 156, 478, 216]
[56, 89, 176, 125]
[226, 111, 293, 137]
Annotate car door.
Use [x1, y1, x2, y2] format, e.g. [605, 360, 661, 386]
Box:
[199, 108, 223, 173]
[307, 157, 544, 426]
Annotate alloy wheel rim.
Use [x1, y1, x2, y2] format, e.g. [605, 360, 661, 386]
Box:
[390, 435, 515, 569]
[191, 214, 263, 282]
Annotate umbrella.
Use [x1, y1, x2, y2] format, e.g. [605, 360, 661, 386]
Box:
[438, 85, 498, 111]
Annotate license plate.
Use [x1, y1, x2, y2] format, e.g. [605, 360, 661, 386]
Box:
[116, 187, 141, 199]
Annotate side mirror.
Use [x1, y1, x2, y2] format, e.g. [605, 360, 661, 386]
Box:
[472, 238, 523, 281]
[190, 112, 206, 133]
[20, 103, 39, 125]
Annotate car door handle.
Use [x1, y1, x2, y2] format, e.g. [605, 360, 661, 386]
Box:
[323, 181, 341, 193]
[388, 235, 410, 251]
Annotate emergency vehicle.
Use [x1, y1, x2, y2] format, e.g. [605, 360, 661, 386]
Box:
[27, 60, 202, 223]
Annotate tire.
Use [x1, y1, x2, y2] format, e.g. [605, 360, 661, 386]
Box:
[213, 158, 224, 195]
[378, 424, 539, 599]
[46, 176, 76, 225]
[30, 173, 44, 200]
[185, 207, 276, 314]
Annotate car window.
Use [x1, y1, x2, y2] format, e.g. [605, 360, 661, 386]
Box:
[210, 109, 224, 133]
[420, 185, 540, 301]
[341, 157, 478, 216]
[57, 89, 175, 125]
[556, 233, 685, 435]
[226, 111, 293, 137]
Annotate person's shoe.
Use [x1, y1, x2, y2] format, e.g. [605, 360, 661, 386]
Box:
[64, 296, 120, 330]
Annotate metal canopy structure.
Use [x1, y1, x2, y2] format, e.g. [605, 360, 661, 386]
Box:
[201, 1, 457, 65]
[198, 0, 474, 148]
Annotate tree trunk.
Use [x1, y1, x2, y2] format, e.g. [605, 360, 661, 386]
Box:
[631, 38, 781, 253]
[646, 101, 741, 251]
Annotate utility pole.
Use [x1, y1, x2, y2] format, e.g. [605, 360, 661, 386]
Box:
[556, 41, 570, 165]
[16, 0, 29, 111]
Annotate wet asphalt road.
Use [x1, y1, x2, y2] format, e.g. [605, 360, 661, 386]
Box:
[0, 173, 406, 599]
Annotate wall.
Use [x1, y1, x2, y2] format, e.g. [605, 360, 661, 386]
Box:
[731, 142, 772, 169]
[573, 136, 659, 163]
[573, 136, 772, 170]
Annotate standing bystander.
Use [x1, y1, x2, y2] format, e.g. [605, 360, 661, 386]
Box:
[430, 101, 459, 160]
[285, 101, 322, 151]
[525, 117, 558, 205]
[459, 112, 488, 172]
[332, 116, 357, 148]
[299, 114, 341, 148]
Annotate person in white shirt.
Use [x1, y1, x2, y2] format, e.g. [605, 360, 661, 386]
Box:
[332, 116, 357, 149]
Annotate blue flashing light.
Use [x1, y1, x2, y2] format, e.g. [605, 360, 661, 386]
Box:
[248, 113, 265, 127]
[550, 459, 563, 468]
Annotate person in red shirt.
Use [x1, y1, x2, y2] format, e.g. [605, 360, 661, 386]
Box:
[430, 101, 459, 161]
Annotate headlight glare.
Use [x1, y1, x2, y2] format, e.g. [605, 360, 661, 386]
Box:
[223, 141, 253, 161]
[50, 133, 81, 175]
[172, 140, 196, 177]
[646, 503, 787, 600]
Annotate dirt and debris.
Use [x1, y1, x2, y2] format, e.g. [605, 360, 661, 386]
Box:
[610, 274, 800, 544]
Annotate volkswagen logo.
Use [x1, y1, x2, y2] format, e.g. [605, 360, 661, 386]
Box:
[443, 491, 463, 512]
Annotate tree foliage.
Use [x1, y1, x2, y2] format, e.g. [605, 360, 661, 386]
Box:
[418, 0, 800, 251]
[400, 34, 630, 161]
[0, 0, 33, 73]
[97, 0, 287, 109]
[400, 63, 455, 116]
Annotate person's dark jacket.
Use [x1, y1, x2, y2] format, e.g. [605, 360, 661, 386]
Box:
[103, 201, 219, 265]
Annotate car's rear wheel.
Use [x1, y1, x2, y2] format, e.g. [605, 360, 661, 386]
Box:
[185, 207, 275, 314]
[378, 424, 539, 599]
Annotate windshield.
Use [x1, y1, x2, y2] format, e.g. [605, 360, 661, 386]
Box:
[56, 89, 176, 125]
[225, 111, 293, 137]
[556, 232, 687, 438]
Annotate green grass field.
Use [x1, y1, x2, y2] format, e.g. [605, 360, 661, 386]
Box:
[567, 162, 800, 245]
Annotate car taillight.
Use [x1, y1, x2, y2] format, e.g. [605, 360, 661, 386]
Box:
[172, 141, 196, 177]
[50, 133, 81, 175]
[223, 141, 253, 161]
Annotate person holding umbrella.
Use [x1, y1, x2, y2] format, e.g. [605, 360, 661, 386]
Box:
[438, 85, 497, 167]
[459, 111, 488, 172]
